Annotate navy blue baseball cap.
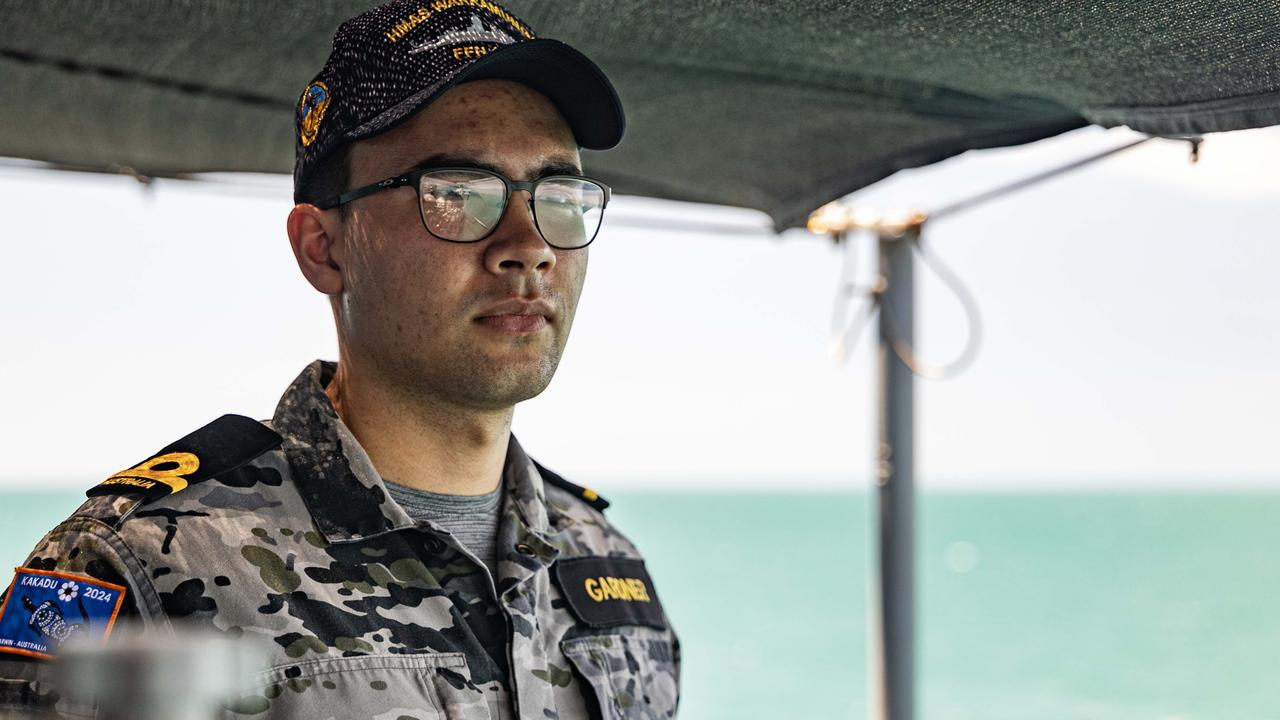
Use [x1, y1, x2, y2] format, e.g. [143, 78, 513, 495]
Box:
[294, 0, 625, 204]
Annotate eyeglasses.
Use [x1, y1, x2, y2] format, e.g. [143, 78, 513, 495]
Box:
[314, 166, 610, 250]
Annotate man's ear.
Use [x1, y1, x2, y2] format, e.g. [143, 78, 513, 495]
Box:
[287, 204, 345, 295]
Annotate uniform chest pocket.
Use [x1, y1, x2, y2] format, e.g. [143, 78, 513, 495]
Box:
[223, 653, 488, 720]
[561, 631, 680, 720]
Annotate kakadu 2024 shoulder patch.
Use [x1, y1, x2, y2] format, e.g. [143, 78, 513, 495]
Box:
[0, 568, 127, 660]
[553, 557, 668, 631]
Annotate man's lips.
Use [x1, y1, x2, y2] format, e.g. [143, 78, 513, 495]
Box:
[474, 299, 554, 334]
[476, 314, 548, 333]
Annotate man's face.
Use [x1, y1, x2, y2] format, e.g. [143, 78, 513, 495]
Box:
[335, 79, 588, 411]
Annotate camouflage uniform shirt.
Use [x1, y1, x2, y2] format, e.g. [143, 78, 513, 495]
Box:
[0, 360, 681, 719]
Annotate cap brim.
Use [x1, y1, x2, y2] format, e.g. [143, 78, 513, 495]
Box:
[459, 39, 625, 151]
[347, 39, 625, 152]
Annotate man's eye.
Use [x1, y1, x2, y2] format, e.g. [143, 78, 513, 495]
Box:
[542, 190, 574, 204]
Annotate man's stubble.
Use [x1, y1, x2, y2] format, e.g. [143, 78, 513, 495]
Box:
[335, 214, 586, 413]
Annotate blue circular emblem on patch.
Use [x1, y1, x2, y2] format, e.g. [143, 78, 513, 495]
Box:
[299, 81, 332, 147]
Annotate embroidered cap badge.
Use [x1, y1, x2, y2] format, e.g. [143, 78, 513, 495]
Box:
[299, 81, 332, 147]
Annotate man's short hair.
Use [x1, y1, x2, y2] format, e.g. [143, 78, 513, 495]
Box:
[299, 142, 352, 216]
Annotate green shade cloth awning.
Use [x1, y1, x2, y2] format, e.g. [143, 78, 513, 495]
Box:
[1, 1, 1276, 230]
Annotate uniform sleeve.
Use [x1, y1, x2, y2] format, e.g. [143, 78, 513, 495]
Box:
[0, 514, 166, 716]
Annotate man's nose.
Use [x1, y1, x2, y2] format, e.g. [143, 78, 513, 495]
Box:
[484, 191, 556, 275]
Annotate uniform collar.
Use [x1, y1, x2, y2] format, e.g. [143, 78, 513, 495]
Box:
[501, 433, 552, 537]
[272, 359, 553, 545]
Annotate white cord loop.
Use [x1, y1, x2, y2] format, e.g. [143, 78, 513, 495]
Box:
[830, 228, 983, 380]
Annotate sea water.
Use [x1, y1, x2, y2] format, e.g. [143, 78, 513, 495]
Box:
[2, 488, 1277, 719]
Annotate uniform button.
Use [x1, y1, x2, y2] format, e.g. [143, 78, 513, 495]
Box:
[515, 543, 535, 556]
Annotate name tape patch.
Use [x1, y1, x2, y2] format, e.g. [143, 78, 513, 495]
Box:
[553, 557, 667, 630]
[0, 568, 127, 660]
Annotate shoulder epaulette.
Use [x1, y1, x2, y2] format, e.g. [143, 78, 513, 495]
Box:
[86, 414, 282, 503]
[532, 459, 610, 512]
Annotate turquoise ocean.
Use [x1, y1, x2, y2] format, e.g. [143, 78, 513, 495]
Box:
[2, 488, 1277, 719]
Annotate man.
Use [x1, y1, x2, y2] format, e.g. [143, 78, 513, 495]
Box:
[0, 2, 680, 718]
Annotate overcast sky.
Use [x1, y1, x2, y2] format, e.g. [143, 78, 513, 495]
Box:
[2, 125, 1277, 491]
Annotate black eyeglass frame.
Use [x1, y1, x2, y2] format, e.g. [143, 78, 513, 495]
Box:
[313, 166, 612, 250]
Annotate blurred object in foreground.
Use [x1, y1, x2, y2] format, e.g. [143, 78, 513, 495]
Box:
[54, 626, 268, 720]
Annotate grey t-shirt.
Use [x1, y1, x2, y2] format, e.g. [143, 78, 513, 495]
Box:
[383, 479, 504, 579]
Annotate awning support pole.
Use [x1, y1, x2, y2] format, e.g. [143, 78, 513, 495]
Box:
[871, 225, 916, 720]
[810, 134, 1203, 720]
